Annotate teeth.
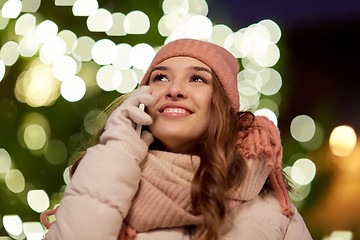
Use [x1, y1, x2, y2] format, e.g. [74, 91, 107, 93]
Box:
[164, 108, 187, 114]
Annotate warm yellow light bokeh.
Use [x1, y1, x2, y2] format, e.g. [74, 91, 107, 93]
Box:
[329, 125, 357, 157]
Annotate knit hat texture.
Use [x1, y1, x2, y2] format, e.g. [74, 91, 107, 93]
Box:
[140, 38, 240, 111]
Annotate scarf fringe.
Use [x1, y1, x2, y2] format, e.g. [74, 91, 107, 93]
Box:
[40, 205, 59, 229]
[237, 115, 294, 217]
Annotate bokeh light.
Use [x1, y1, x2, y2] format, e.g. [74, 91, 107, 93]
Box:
[92, 39, 117, 65]
[112, 43, 132, 69]
[300, 124, 325, 151]
[116, 69, 138, 93]
[23, 222, 44, 240]
[0, 41, 20, 66]
[252, 41, 280, 67]
[130, 43, 155, 70]
[256, 68, 282, 95]
[185, 15, 213, 39]
[123, 11, 150, 34]
[24, 124, 47, 150]
[0, 11, 10, 29]
[163, 0, 189, 14]
[324, 231, 354, 240]
[87, 8, 113, 32]
[0, 148, 12, 174]
[22, 0, 41, 12]
[60, 76, 86, 102]
[14, 60, 60, 107]
[39, 37, 66, 64]
[27, 190, 50, 213]
[5, 169, 25, 193]
[73, 36, 95, 61]
[35, 20, 58, 43]
[96, 65, 122, 91]
[72, 0, 98, 16]
[188, 0, 208, 15]
[329, 125, 357, 157]
[1, 0, 22, 18]
[3, 215, 23, 236]
[55, 0, 76, 6]
[63, 166, 71, 185]
[19, 34, 40, 57]
[0, 60, 5, 81]
[291, 158, 316, 185]
[57, 30, 78, 54]
[15, 13, 36, 35]
[290, 115, 316, 142]
[257, 98, 279, 116]
[258, 19, 281, 43]
[52, 55, 77, 81]
[254, 108, 278, 126]
[106, 12, 126, 36]
[158, 13, 184, 37]
[211, 24, 232, 47]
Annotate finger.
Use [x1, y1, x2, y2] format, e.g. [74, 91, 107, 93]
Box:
[125, 91, 155, 107]
[127, 107, 153, 126]
[141, 130, 154, 147]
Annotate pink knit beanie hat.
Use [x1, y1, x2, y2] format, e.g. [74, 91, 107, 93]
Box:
[140, 38, 240, 111]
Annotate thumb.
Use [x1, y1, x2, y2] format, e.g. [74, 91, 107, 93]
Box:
[141, 130, 154, 147]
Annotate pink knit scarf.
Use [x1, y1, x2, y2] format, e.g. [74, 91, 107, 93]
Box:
[125, 151, 202, 232]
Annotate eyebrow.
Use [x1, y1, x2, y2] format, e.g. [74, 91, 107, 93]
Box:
[150, 66, 213, 75]
[191, 66, 212, 74]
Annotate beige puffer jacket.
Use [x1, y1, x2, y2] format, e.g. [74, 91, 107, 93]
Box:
[43, 139, 312, 240]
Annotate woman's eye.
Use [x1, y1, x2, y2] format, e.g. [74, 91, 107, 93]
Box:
[153, 74, 169, 82]
[191, 75, 207, 83]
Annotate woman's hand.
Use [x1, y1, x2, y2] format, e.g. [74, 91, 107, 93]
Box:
[100, 86, 155, 163]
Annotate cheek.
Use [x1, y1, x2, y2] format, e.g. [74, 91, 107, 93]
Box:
[146, 86, 161, 117]
[197, 90, 213, 115]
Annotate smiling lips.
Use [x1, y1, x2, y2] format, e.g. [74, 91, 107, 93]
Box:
[158, 103, 193, 118]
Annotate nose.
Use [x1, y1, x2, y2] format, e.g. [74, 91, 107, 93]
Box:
[166, 80, 187, 100]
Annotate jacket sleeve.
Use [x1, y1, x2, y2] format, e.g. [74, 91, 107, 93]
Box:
[44, 141, 142, 240]
[223, 194, 312, 240]
[283, 207, 313, 240]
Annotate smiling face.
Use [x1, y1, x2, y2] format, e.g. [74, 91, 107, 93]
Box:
[147, 56, 214, 153]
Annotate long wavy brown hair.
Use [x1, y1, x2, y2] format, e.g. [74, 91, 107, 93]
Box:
[68, 75, 253, 240]
[187, 76, 249, 240]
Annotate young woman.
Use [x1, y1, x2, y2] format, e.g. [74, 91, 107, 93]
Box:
[41, 39, 312, 240]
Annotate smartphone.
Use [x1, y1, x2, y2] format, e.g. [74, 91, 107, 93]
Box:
[136, 103, 145, 136]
